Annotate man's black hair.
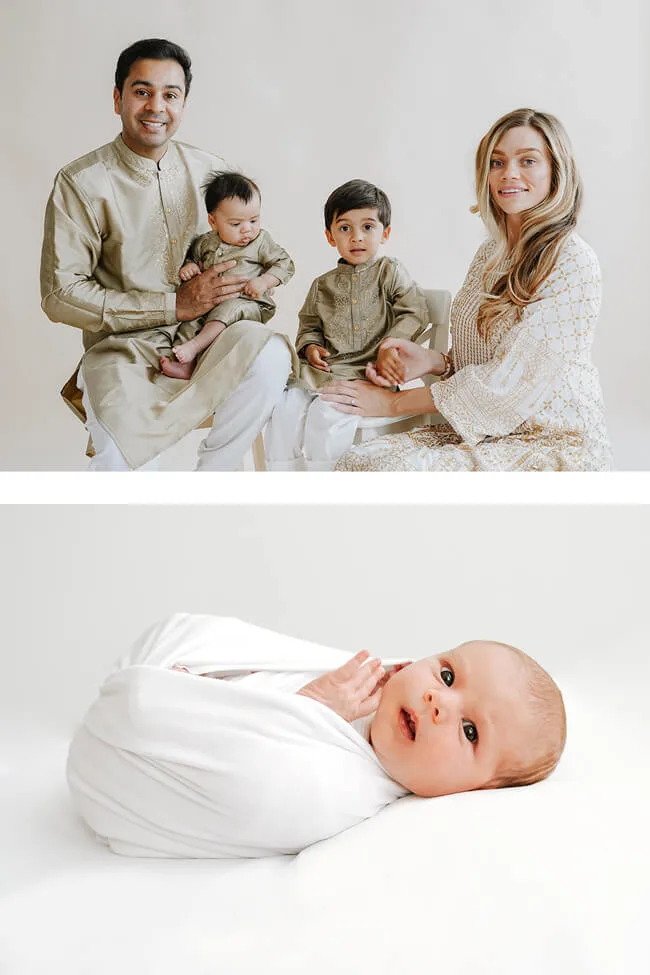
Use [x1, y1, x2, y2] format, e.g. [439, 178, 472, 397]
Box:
[324, 179, 391, 229]
[115, 39, 192, 95]
[202, 171, 261, 214]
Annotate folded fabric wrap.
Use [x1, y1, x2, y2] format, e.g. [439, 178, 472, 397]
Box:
[67, 614, 408, 858]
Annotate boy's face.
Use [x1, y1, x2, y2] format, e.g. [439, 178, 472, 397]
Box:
[370, 642, 532, 797]
[208, 194, 261, 247]
[325, 208, 390, 265]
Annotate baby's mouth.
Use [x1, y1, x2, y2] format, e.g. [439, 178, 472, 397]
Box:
[399, 707, 416, 741]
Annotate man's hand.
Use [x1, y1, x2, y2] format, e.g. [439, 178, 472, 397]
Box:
[297, 650, 385, 722]
[179, 261, 202, 282]
[175, 259, 248, 321]
[305, 344, 331, 372]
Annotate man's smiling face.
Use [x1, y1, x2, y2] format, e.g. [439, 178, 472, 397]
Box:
[113, 58, 186, 161]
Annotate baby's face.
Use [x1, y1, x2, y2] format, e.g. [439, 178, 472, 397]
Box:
[370, 641, 532, 797]
[208, 194, 261, 247]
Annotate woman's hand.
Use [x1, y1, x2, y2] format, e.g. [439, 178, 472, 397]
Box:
[318, 379, 398, 416]
[374, 338, 444, 384]
[297, 650, 385, 722]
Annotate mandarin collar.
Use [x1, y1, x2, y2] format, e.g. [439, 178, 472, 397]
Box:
[112, 134, 179, 175]
[336, 256, 378, 273]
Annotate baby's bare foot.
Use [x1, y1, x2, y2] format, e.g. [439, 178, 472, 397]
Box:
[160, 355, 194, 380]
[174, 339, 200, 364]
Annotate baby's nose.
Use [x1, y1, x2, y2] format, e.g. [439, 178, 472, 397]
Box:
[424, 687, 444, 722]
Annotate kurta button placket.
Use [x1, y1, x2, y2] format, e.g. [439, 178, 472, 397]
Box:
[158, 166, 183, 279]
[350, 266, 361, 350]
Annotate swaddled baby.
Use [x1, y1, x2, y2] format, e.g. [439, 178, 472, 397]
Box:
[67, 616, 565, 858]
[182, 640, 566, 798]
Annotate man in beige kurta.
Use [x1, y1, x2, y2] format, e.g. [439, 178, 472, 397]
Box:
[40, 38, 295, 470]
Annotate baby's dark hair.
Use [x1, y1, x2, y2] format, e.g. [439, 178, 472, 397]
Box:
[202, 171, 261, 215]
[486, 643, 567, 789]
[324, 179, 391, 230]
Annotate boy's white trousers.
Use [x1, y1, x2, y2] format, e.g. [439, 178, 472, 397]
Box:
[265, 387, 359, 471]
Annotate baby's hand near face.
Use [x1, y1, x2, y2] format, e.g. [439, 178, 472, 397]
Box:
[179, 261, 202, 282]
[243, 276, 269, 299]
[297, 651, 385, 722]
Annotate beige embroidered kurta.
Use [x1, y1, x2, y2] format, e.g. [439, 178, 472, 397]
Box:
[40, 135, 297, 468]
[337, 234, 612, 471]
[292, 256, 428, 391]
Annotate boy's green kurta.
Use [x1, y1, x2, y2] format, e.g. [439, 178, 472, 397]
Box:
[40, 135, 298, 469]
[292, 256, 429, 391]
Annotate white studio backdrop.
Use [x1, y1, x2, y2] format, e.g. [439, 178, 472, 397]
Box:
[0, 0, 648, 470]
[1, 504, 648, 734]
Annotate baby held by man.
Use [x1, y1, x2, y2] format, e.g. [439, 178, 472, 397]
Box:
[66, 616, 565, 858]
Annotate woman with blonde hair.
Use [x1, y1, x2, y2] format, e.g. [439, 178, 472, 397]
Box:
[324, 108, 612, 471]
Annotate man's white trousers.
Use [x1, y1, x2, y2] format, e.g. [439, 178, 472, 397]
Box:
[78, 334, 291, 471]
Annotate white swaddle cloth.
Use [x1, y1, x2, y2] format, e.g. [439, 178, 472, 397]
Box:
[67, 614, 408, 858]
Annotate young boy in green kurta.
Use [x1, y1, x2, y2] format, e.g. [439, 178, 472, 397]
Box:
[160, 171, 295, 380]
[264, 180, 429, 470]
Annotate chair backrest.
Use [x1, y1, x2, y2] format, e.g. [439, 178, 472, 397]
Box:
[420, 288, 452, 354]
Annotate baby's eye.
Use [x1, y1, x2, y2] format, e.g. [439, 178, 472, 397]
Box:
[363, 224, 374, 231]
[463, 720, 478, 744]
[230, 222, 240, 227]
[440, 666, 454, 687]
[339, 224, 350, 232]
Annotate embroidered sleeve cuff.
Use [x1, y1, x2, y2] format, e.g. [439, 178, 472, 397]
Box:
[430, 375, 523, 446]
[267, 265, 294, 286]
[164, 291, 178, 325]
[430, 332, 562, 446]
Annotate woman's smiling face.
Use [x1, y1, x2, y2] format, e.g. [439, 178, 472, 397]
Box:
[369, 641, 533, 797]
[488, 124, 553, 219]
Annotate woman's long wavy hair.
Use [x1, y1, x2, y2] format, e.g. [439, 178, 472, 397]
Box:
[472, 108, 583, 337]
